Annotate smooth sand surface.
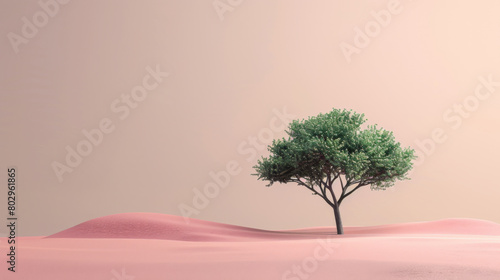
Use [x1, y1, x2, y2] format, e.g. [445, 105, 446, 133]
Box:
[2, 213, 500, 279]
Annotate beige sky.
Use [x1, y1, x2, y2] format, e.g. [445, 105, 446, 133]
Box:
[1, 0, 500, 236]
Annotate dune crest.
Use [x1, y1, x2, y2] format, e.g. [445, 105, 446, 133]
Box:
[46, 212, 297, 241]
[46, 213, 500, 241]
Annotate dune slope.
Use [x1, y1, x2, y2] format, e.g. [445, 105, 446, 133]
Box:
[46, 212, 310, 241]
[47, 213, 500, 242]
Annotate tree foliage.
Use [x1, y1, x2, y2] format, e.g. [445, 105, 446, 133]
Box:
[253, 108, 415, 233]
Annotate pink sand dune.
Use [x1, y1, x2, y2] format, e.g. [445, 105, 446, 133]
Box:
[47, 212, 500, 241]
[46, 212, 324, 241]
[2, 213, 500, 280]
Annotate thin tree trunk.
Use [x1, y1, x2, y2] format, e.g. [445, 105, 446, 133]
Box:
[333, 204, 344, 235]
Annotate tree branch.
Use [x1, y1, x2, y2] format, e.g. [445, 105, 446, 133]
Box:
[326, 182, 339, 207]
[338, 175, 345, 190]
[338, 182, 369, 205]
[330, 170, 339, 186]
[293, 177, 335, 208]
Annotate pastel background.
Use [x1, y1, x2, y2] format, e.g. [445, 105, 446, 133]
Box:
[1, 0, 499, 236]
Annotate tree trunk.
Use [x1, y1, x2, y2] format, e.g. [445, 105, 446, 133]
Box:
[333, 204, 344, 235]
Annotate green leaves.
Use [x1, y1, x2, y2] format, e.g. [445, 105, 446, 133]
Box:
[253, 108, 415, 192]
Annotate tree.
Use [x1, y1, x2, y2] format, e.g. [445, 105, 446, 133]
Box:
[253, 108, 415, 234]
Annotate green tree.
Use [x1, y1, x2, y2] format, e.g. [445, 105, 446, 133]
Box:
[253, 108, 415, 234]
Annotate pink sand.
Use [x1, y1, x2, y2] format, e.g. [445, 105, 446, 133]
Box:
[1, 213, 500, 279]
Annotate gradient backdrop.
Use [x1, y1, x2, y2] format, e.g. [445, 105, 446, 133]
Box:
[1, 0, 500, 236]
